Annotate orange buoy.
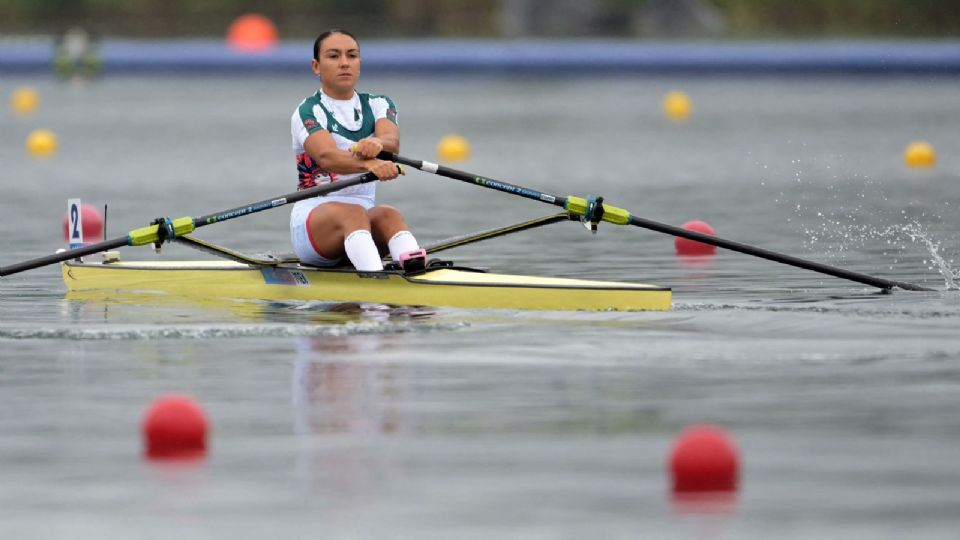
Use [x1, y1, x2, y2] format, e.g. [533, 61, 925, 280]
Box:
[226, 13, 279, 53]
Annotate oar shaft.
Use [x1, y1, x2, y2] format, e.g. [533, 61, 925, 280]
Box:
[1, 172, 380, 278]
[627, 215, 932, 292]
[379, 151, 933, 292]
[194, 172, 378, 227]
[0, 237, 129, 277]
[380, 152, 568, 209]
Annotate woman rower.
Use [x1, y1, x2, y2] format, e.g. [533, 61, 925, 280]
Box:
[289, 29, 424, 272]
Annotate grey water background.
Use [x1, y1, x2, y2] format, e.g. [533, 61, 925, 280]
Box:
[1, 73, 959, 539]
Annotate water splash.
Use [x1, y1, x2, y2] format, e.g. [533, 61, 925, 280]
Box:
[899, 222, 959, 291]
[768, 164, 957, 290]
[801, 216, 958, 291]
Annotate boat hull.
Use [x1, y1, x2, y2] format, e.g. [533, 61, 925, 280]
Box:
[62, 260, 671, 311]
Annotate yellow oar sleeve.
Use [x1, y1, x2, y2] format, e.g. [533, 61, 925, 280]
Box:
[127, 217, 195, 246]
[565, 196, 631, 225]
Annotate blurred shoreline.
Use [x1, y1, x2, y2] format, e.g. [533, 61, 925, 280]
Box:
[2, 1, 959, 40]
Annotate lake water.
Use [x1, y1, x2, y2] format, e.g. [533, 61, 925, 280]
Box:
[1, 72, 959, 539]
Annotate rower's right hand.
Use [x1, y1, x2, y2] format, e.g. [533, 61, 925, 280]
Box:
[366, 159, 403, 181]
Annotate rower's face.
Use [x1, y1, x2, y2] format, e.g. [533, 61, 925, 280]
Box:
[312, 33, 360, 96]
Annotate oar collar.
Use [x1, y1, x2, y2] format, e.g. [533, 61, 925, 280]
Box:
[578, 196, 605, 233]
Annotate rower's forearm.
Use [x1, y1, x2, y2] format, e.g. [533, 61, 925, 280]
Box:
[315, 150, 375, 174]
[376, 135, 399, 153]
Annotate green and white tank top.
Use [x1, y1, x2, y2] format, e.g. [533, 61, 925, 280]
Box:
[291, 90, 398, 202]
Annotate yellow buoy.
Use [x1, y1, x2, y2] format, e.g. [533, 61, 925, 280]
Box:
[437, 134, 471, 162]
[903, 140, 936, 168]
[11, 86, 40, 115]
[26, 129, 58, 158]
[663, 90, 692, 122]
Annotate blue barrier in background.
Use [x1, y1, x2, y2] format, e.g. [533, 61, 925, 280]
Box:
[2, 38, 959, 75]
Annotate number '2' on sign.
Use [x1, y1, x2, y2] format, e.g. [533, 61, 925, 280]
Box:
[68, 198, 84, 249]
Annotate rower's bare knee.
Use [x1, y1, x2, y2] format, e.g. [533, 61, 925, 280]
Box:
[337, 204, 373, 233]
[368, 205, 408, 243]
[308, 203, 372, 241]
[305, 203, 373, 259]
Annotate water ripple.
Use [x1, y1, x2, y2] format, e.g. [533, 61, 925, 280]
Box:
[0, 321, 468, 341]
[675, 300, 960, 319]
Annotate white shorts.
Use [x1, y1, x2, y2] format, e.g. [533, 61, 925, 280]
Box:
[290, 195, 375, 266]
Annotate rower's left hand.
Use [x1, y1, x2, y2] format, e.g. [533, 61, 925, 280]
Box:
[365, 159, 403, 181]
[351, 138, 383, 159]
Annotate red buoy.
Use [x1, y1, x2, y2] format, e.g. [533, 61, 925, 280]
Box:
[675, 220, 717, 256]
[61, 203, 104, 243]
[142, 394, 208, 459]
[669, 424, 739, 492]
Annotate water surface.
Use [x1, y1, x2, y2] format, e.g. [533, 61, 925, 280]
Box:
[1, 74, 959, 539]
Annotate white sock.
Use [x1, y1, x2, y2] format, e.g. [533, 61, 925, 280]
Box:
[387, 230, 420, 262]
[344, 230, 383, 271]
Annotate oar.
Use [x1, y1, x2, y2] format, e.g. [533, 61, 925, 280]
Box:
[377, 151, 933, 292]
[0, 171, 384, 277]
